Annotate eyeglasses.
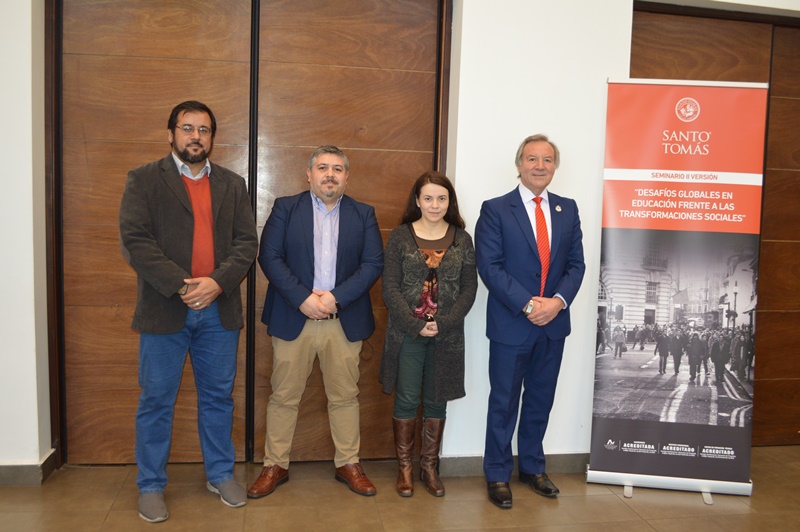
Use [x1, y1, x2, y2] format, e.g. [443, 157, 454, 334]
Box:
[176, 124, 212, 136]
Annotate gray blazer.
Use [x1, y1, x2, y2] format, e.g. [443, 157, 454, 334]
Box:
[119, 154, 258, 334]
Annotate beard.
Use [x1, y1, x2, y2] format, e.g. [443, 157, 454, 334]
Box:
[175, 142, 210, 164]
[320, 178, 339, 198]
[321, 189, 338, 199]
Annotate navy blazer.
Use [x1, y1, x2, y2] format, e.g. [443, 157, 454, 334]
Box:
[475, 187, 585, 346]
[259, 191, 384, 342]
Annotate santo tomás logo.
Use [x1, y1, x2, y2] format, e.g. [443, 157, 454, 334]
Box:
[675, 97, 700, 122]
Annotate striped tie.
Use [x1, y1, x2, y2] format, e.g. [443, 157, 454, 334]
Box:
[534, 196, 549, 296]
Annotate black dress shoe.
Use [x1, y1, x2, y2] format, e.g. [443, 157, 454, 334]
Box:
[487, 481, 512, 509]
[519, 472, 559, 498]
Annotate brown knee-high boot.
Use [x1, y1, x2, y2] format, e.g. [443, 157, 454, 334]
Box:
[420, 418, 445, 497]
[393, 417, 416, 497]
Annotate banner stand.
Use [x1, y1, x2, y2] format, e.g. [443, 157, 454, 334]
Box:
[586, 467, 753, 496]
[588, 79, 768, 498]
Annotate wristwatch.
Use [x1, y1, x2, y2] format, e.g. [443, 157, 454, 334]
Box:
[524, 300, 535, 315]
[177, 284, 189, 296]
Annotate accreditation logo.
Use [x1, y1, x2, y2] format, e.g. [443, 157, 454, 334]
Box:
[620, 440, 657, 454]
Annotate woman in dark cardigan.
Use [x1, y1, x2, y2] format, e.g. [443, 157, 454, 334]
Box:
[380, 171, 477, 498]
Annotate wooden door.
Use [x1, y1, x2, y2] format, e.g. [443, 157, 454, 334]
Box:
[61, 0, 253, 463]
[631, 9, 800, 445]
[60, 0, 445, 463]
[252, 0, 441, 461]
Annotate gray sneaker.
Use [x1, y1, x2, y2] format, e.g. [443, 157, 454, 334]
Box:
[207, 479, 247, 508]
[138, 492, 168, 523]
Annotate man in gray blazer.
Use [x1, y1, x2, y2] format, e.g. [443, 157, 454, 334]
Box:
[120, 101, 258, 523]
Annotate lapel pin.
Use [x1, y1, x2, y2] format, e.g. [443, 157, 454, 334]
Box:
[555, 205, 562, 212]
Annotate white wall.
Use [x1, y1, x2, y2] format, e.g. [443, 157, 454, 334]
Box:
[0, 0, 51, 466]
[442, 0, 634, 458]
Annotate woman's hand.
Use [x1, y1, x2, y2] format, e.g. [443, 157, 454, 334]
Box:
[419, 319, 439, 337]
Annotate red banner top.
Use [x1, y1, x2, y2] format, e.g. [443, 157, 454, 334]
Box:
[605, 83, 768, 174]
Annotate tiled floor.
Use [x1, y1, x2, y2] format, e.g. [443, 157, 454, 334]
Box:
[1, 446, 799, 531]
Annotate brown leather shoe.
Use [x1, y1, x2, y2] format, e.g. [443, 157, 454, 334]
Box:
[335, 462, 377, 496]
[247, 464, 288, 499]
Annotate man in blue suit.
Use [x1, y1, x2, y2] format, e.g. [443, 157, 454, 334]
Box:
[475, 134, 585, 509]
[247, 146, 384, 498]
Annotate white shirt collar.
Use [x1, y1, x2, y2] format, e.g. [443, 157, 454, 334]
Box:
[310, 190, 343, 212]
[171, 152, 211, 180]
[518, 183, 549, 205]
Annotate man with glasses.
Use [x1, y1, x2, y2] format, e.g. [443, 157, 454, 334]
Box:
[120, 100, 258, 523]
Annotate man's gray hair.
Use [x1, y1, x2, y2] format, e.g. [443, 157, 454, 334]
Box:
[515, 134, 560, 173]
[308, 145, 349, 171]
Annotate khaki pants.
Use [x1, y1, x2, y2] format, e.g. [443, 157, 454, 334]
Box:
[263, 319, 362, 468]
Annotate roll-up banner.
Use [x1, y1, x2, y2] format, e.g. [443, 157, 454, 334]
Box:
[587, 80, 768, 496]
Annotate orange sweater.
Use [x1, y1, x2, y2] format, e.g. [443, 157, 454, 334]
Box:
[182, 175, 215, 278]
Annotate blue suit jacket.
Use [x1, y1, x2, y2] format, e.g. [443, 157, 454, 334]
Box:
[258, 191, 384, 342]
[475, 187, 585, 346]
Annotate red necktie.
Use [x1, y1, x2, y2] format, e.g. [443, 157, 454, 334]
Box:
[534, 196, 550, 296]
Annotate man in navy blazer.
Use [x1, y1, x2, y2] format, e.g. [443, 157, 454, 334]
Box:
[248, 145, 384, 499]
[475, 134, 585, 509]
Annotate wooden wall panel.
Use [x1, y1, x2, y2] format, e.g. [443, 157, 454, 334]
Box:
[761, 170, 800, 241]
[252, 0, 441, 462]
[259, 63, 435, 150]
[261, 0, 438, 71]
[64, 307, 138, 387]
[752, 312, 800, 379]
[752, 380, 800, 446]
[63, 0, 251, 61]
[758, 242, 800, 311]
[66, 385, 248, 463]
[62, 0, 252, 463]
[64, 306, 249, 390]
[758, 24, 800, 446]
[631, 9, 800, 445]
[766, 98, 800, 169]
[61, 56, 251, 146]
[631, 12, 771, 82]
[64, 305, 252, 464]
[61, 0, 444, 464]
[771, 26, 800, 97]
[63, 224, 136, 307]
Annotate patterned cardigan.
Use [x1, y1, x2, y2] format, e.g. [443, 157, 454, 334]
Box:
[379, 224, 478, 402]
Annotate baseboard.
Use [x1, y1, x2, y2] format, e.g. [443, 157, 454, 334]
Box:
[440, 452, 590, 477]
[0, 448, 57, 486]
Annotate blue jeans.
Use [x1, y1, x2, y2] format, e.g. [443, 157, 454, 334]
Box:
[136, 301, 239, 493]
